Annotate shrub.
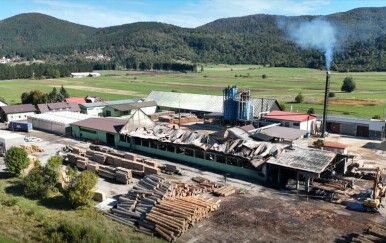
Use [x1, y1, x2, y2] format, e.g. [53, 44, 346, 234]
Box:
[24, 156, 63, 198]
[341, 76, 356, 92]
[372, 115, 381, 119]
[5, 146, 29, 176]
[67, 171, 98, 208]
[307, 108, 315, 114]
[328, 92, 335, 98]
[262, 74, 267, 79]
[295, 92, 304, 103]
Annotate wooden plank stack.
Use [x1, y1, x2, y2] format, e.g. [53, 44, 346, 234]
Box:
[107, 175, 221, 242]
[352, 224, 386, 242]
[19, 144, 44, 153]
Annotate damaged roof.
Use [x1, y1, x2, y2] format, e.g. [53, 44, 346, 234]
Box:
[129, 125, 286, 163]
[266, 147, 336, 174]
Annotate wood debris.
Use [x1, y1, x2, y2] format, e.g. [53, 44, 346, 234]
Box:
[20, 144, 44, 153]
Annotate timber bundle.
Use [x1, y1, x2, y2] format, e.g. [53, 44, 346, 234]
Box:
[107, 174, 221, 242]
[65, 145, 160, 184]
[352, 223, 386, 242]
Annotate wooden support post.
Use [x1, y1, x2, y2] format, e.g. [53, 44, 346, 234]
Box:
[296, 172, 299, 190]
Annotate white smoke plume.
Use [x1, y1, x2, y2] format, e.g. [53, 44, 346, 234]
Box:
[280, 19, 337, 70]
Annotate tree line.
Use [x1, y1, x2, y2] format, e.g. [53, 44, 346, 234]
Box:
[0, 63, 93, 80]
[21, 86, 70, 105]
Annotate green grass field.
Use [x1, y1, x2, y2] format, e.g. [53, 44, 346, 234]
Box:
[0, 65, 385, 118]
[0, 173, 163, 242]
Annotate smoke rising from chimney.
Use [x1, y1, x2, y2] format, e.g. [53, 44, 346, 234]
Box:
[279, 19, 337, 70]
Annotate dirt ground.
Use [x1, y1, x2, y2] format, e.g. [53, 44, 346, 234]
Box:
[178, 191, 382, 243]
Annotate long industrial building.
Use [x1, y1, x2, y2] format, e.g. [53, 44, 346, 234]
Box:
[145, 90, 281, 117]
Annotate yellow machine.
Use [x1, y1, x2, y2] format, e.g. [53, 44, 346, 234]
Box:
[363, 167, 386, 210]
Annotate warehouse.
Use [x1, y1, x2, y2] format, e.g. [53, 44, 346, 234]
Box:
[145, 91, 280, 117]
[0, 104, 37, 122]
[27, 111, 93, 135]
[79, 98, 141, 116]
[262, 110, 317, 134]
[103, 101, 157, 117]
[71, 109, 155, 147]
[326, 116, 385, 140]
[37, 102, 80, 113]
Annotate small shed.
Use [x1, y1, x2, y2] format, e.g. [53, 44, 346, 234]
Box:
[321, 141, 348, 154]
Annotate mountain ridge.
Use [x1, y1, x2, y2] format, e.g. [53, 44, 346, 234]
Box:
[1, 7, 386, 71]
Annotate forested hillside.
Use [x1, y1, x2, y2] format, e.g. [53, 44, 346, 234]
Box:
[1, 7, 386, 71]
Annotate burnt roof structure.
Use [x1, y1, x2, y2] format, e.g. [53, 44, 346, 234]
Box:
[266, 147, 336, 174]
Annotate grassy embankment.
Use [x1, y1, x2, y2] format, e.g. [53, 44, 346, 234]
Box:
[0, 65, 385, 118]
[0, 171, 163, 242]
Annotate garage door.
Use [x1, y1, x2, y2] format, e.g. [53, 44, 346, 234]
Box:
[356, 125, 369, 137]
[327, 122, 340, 134]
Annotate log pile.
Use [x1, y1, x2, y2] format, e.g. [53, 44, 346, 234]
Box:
[108, 175, 221, 242]
[192, 176, 236, 197]
[352, 224, 386, 242]
[213, 185, 236, 197]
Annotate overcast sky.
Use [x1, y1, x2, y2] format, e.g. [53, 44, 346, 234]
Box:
[1, 0, 385, 28]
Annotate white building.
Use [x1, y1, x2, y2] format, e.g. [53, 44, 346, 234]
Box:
[70, 72, 101, 78]
[263, 110, 317, 134]
[27, 111, 94, 135]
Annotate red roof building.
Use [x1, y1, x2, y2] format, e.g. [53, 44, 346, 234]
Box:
[263, 110, 317, 134]
[65, 97, 86, 104]
[322, 141, 348, 154]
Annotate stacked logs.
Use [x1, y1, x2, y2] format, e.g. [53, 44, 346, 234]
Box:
[351, 224, 386, 242]
[107, 175, 221, 241]
[213, 185, 236, 197]
[192, 176, 236, 197]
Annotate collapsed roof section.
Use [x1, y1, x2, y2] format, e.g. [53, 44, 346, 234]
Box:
[128, 125, 287, 164]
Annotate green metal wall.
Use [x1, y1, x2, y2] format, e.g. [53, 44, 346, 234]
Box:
[131, 143, 265, 181]
[70, 124, 121, 146]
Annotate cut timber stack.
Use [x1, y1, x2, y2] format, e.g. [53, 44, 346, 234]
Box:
[108, 175, 221, 242]
[20, 145, 44, 153]
[70, 146, 86, 156]
[115, 167, 133, 184]
[213, 185, 236, 197]
[351, 224, 386, 242]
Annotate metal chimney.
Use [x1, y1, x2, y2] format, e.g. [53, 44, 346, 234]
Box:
[321, 71, 330, 138]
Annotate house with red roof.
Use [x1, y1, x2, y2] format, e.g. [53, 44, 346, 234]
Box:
[263, 110, 317, 134]
[65, 97, 86, 105]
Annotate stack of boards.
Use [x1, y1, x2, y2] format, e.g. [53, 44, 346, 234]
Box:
[65, 145, 160, 184]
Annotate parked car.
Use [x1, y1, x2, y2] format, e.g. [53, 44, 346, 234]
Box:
[24, 136, 41, 142]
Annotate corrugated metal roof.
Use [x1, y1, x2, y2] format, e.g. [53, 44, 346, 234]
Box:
[145, 91, 279, 116]
[28, 111, 94, 125]
[108, 101, 157, 112]
[0, 104, 36, 114]
[37, 104, 50, 113]
[266, 147, 336, 174]
[253, 126, 308, 141]
[71, 117, 126, 133]
[264, 110, 317, 122]
[80, 99, 141, 109]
